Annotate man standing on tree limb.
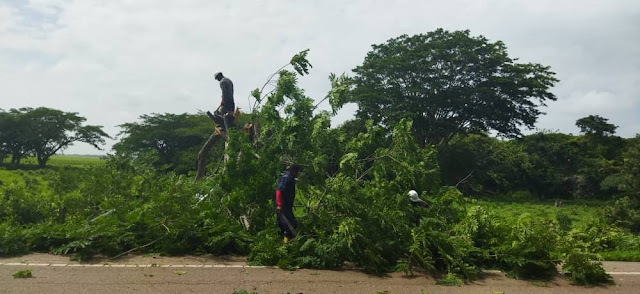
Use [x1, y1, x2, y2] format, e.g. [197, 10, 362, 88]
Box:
[214, 72, 235, 129]
[194, 72, 235, 182]
[276, 164, 303, 243]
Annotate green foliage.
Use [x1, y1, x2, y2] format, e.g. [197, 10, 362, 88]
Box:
[12, 269, 32, 278]
[114, 112, 215, 174]
[456, 205, 505, 263]
[605, 138, 640, 232]
[480, 200, 604, 229]
[0, 107, 109, 167]
[438, 125, 628, 200]
[290, 49, 312, 75]
[562, 251, 612, 285]
[0, 183, 46, 224]
[599, 250, 640, 261]
[394, 259, 413, 276]
[0, 222, 29, 255]
[436, 273, 463, 286]
[499, 214, 560, 278]
[605, 196, 640, 233]
[231, 290, 258, 294]
[0, 109, 33, 166]
[327, 73, 353, 115]
[556, 210, 573, 232]
[576, 115, 617, 137]
[342, 28, 557, 147]
[438, 134, 532, 195]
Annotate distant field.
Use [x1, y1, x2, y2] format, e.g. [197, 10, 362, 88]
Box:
[478, 199, 605, 228]
[47, 155, 105, 168]
[0, 155, 104, 189]
[2, 155, 105, 168]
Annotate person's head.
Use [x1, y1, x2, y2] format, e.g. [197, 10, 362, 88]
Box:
[214, 72, 224, 81]
[287, 163, 303, 177]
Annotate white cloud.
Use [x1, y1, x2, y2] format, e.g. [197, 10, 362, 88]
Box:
[1, 0, 639, 154]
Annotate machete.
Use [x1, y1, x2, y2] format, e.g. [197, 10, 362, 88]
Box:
[278, 211, 297, 237]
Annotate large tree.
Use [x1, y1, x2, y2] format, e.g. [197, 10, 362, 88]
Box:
[23, 107, 110, 167]
[114, 113, 213, 173]
[335, 29, 558, 147]
[0, 110, 12, 164]
[576, 115, 617, 137]
[0, 107, 109, 167]
[0, 109, 35, 165]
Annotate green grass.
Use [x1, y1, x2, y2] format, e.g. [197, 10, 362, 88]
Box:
[436, 273, 463, 286]
[0, 155, 103, 193]
[530, 281, 549, 287]
[48, 155, 104, 168]
[598, 250, 640, 262]
[478, 198, 640, 262]
[0, 170, 26, 186]
[477, 199, 605, 229]
[12, 269, 32, 278]
[3, 155, 104, 168]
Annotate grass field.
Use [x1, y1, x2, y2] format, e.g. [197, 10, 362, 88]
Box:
[3, 155, 105, 168]
[0, 155, 104, 189]
[478, 198, 640, 261]
[477, 199, 606, 229]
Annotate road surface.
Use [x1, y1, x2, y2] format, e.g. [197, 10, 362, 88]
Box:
[1, 254, 638, 293]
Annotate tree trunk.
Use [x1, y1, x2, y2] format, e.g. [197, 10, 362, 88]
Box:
[11, 153, 21, 166]
[37, 156, 48, 168]
[195, 128, 226, 182]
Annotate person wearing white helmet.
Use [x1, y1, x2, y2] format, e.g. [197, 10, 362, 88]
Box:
[408, 190, 430, 227]
[408, 190, 430, 208]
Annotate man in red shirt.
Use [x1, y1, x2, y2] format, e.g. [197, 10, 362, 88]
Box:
[276, 164, 303, 243]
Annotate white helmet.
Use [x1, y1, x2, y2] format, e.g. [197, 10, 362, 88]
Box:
[408, 190, 420, 202]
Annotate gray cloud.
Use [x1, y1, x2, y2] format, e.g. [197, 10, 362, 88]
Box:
[1, 0, 639, 154]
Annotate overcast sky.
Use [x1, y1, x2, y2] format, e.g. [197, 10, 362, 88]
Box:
[1, 0, 639, 155]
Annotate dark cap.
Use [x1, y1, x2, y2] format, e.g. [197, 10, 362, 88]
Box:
[287, 163, 303, 173]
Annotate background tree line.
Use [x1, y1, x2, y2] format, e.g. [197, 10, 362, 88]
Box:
[0, 107, 109, 167]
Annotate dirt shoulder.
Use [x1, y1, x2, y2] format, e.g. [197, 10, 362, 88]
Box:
[1, 254, 638, 294]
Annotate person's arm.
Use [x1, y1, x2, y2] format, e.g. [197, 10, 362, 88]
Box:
[219, 82, 225, 105]
[276, 175, 290, 212]
[220, 80, 232, 105]
[276, 190, 283, 212]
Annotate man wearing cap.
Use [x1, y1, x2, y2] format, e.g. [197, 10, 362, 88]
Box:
[276, 164, 303, 243]
[214, 72, 235, 128]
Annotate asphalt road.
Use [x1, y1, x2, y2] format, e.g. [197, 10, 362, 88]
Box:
[1, 254, 639, 294]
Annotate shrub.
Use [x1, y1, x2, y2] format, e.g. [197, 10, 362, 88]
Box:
[556, 210, 573, 232]
[499, 214, 560, 278]
[562, 250, 612, 285]
[605, 196, 640, 234]
[436, 273, 463, 286]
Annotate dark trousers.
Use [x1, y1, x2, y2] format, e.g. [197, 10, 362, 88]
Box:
[276, 209, 297, 238]
[213, 105, 235, 129]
